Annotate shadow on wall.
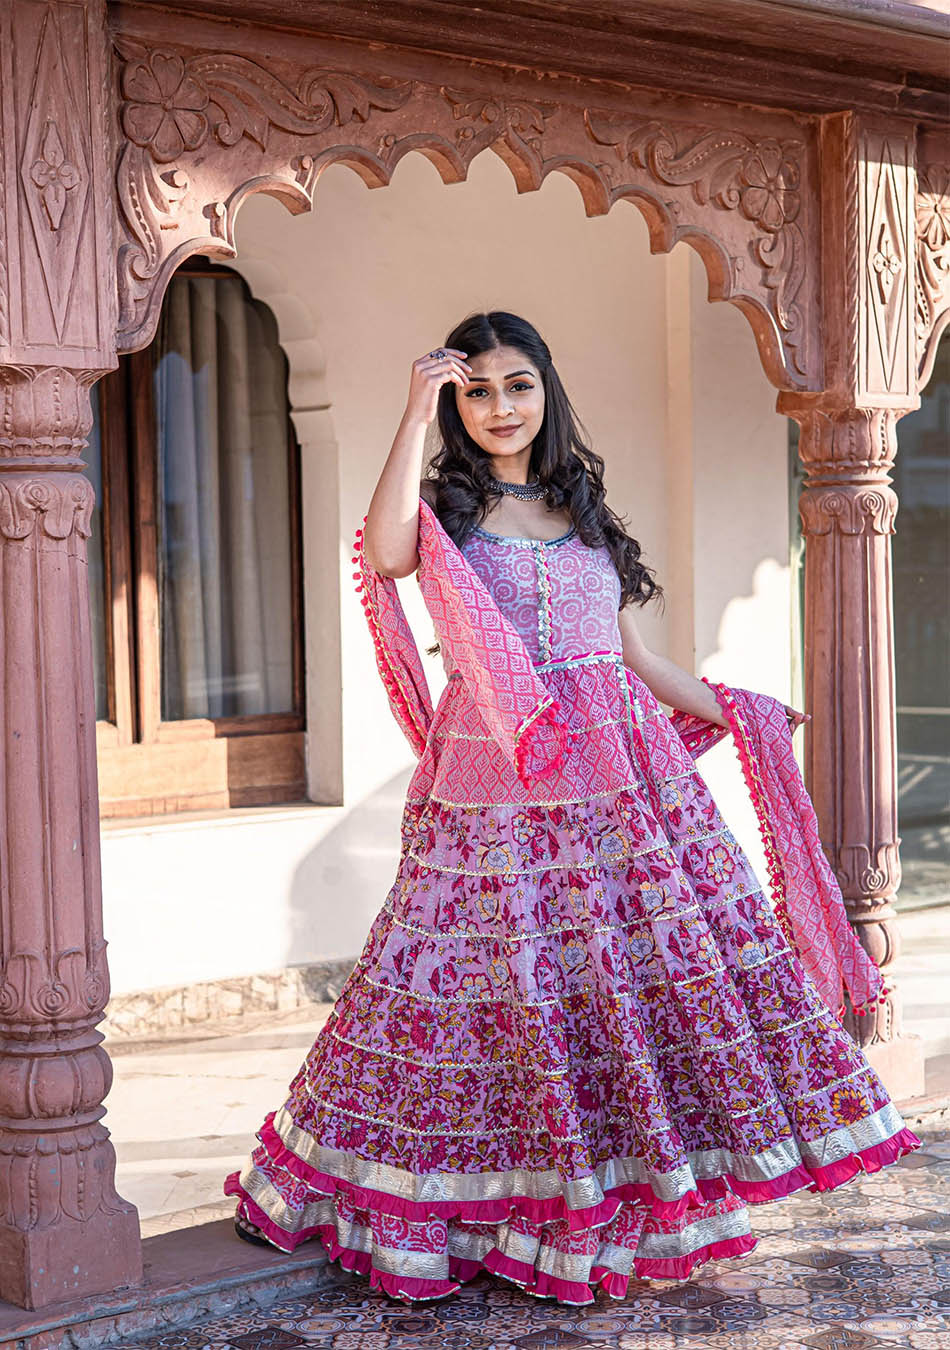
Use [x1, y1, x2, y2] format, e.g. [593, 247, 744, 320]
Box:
[285, 764, 416, 981]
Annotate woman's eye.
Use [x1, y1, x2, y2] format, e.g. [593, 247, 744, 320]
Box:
[464, 382, 533, 398]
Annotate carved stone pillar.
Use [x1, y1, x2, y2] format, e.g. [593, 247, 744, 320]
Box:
[781, 402, 925, 1098]
[0, 0, 143, 1309]
[778, 112, 927, 1100]
[0, 369, 142, 1309]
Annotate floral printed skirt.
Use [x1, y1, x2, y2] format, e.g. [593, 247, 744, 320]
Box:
[224, 660, 920, 1305]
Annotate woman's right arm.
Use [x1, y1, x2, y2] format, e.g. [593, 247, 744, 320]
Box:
[362, 346, 472, 577]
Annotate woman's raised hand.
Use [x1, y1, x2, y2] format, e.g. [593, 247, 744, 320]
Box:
[405, 347, 472, 427]
[363, 348, 472, 577]
[784, 705, 811, 732]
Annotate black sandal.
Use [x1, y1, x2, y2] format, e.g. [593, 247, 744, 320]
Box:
[234, 1214, 271, 1248]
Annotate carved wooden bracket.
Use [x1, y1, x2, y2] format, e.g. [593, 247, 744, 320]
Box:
[111, 36, 820, 390]
[915, 139, 950, 388]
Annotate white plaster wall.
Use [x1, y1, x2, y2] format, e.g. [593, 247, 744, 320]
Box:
[688, 249, 792, 697]
[677, 248, 792, 887]
[102, 796, 411, 996]
[100, 150, 791, 998]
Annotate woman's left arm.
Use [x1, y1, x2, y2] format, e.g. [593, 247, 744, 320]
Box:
[617, 606, 809, 731]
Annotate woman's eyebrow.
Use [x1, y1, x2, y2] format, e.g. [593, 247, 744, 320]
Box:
[467, 370, 534, 382]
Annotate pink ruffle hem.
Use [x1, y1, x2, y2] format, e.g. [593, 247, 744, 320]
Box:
[224, 1114, 921, 1305]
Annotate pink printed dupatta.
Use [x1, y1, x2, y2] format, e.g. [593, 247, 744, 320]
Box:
[353, 498, 570, 785]
[351, 498, 886, 1025]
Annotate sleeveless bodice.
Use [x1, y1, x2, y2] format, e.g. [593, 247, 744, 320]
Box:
[443, 524, 622, 673]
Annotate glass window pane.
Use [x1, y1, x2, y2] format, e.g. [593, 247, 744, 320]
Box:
[893, 333, 950, 911]
[84, 388, 108, 722]
[154, 271, 295, 721]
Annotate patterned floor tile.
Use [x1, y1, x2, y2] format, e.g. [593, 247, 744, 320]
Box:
[904, 1142, 950, 1159]
[117, 1133, 950, 1350]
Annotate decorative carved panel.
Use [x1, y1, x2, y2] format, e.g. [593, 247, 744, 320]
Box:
[110, 28, 821, 390]
[915, 134, 950, 389]
[856, 124, 916, 401]
[585, 115, 809, 380]
[0, 0, 114, 369]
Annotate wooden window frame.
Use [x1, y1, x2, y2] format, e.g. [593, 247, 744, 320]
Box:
[94, 260, 306, 818]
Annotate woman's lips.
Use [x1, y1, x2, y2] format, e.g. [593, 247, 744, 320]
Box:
[488, 425, 522, 437]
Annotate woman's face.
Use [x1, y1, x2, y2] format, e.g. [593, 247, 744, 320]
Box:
[455, 344, 545, 466]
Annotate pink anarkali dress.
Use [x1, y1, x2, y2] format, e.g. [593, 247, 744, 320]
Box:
[225, 500, 921, 1306]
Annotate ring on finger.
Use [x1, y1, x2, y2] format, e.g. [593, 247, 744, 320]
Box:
[427, 348, 448, 361]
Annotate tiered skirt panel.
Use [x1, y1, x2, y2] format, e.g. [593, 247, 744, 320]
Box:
[226, 656, 920, 1303]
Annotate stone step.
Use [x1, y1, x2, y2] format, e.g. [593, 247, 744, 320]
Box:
[0, 1219, 331, 1349]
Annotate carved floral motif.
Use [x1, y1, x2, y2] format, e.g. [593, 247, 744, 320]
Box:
[0, 476, 95, 541]
[112, 40, 821, 387]
[915, 162, 950, 386]
[917, 165, 950, 249]
[585, 118, 802, 231]
[121, 50, 210, 161]
[738, 142, 800, 232]
[441, 88, 555, 159]
[871, 224, 902, 303]
[585, 114, 807, 376]
[29, 122, 80, 230]
[0, 944, 109, 1024]
[798, 485, 897, 538]
[114, 41, 413, 338]
[118, 40, 412, 161]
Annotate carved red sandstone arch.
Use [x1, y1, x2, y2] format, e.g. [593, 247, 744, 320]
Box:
[112, 38, 819, 391]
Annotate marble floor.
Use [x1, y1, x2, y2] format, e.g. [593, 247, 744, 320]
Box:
[117, 1131, 950, 1349]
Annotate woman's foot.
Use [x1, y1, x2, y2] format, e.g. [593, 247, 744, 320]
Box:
[234, 1210, 271, 1248]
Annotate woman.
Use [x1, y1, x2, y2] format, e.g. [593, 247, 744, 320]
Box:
[225, 310, 920, 1305]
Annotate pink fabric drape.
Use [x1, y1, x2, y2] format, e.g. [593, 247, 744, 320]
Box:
[354, 498, 569, 784]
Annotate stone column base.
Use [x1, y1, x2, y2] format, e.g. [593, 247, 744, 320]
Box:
[0, 1203, 142, 1311]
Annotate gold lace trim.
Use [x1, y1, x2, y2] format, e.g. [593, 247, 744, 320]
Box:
[383, 879, 766, 944]
[356, 943, 793, 1008]
[327, 998, 829, 1074]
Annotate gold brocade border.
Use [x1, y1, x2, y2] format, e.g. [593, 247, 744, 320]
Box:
[263, 1098, 907, 1212]
[636, 1205, 752, 1260]
[238, 1165, 753, 1286]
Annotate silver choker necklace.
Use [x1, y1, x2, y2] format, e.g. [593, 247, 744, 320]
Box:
[489, 475, 545, 501]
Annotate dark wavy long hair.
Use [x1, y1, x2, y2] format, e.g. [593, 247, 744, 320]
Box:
[424, 311, 663, 612]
